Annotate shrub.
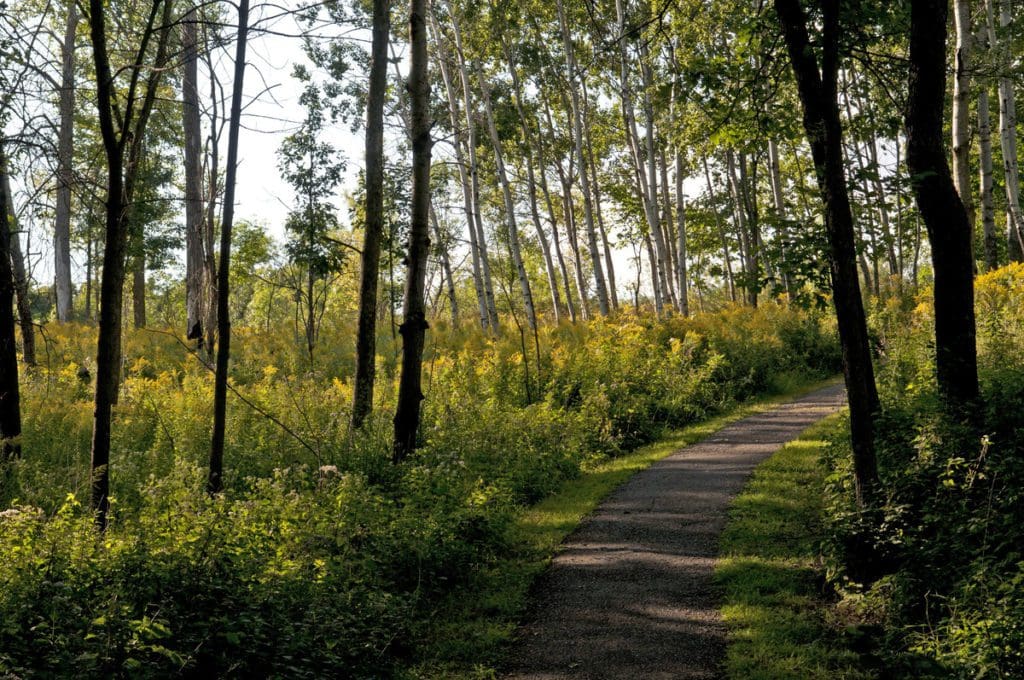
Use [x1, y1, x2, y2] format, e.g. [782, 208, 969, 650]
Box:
[1, 302, 838, 676]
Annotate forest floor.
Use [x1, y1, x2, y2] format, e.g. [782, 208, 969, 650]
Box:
[500, 382, 847, 680]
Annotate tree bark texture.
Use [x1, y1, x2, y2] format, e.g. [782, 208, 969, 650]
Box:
[978, 80, 999, 270]
[54, 2, 78, 322]
[182, 5, 208, 344]
[0, 143, 21, 460]
[209, 0, 250, 493]
[393, 0, 432, 463]
[505, 40, 564, 323]
[905, 0, 981, 409]
[774, 0, 880, 506]
[0, 151, 34, 365]
[430, 15, 489, 330]
[351, 0, 389, 429]
[556, 0, 609, 315]
[952, 0, 976, 233]
[88, 0, 176, 528]
[477, 63, 537, 328]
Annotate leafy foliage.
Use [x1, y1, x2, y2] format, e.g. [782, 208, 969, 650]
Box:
[821, 264, 1024, 678]
[0, 303, 836, 677]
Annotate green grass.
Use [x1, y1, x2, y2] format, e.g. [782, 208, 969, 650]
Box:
[408, 376, 841, 679]
[716, 415, 872, 679]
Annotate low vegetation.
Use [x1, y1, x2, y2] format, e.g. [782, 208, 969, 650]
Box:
[718, 416, 868, 679]
[721, 264, 1024, 680]
[0, 302, 838, 678]
[821, 263, 1024, 678]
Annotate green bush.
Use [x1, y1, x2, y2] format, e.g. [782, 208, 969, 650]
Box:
[1, 302, 838, 677]
[821, 264, 1024, 678]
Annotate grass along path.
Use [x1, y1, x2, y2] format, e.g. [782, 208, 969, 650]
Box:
[717, 415, 870, 679]
[410, 377, 843, 678]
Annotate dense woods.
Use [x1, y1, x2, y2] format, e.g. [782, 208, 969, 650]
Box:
[1, 0, 1022, 676]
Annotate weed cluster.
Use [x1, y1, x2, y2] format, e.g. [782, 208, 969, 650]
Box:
[1, 302, 837, 676]
[822, 264, 1024, 678]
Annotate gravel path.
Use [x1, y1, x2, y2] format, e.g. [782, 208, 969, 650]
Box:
[501, 383, 847, 680]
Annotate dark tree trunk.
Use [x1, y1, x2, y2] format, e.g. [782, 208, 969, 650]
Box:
[182, 4, 207, 344]
[905, 0, 980, 410]
[209, 0, 250, 493]
[774, 0, 880, 506]
[88, 0, 129, 529]
[352, 0, 390, 430]
[0, 143, 21, 460]
[352, 0, 387, 428]
[0, 151, 34, 365]
[393, 0, 432, 463]
[88, 0, 175, 528]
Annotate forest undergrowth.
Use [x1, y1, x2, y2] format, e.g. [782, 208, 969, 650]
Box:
[817, 264, 1024, 678]
[0, 302, 838, 678]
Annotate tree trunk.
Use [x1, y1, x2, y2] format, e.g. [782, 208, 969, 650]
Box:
[89, 0, 129, 529]
[84, 222, 92, 319]
[477, 64, 536, 329]
[54, 2, 78, 322]
[991, 0, 1024, 259]
[643, 232, 659, 307]
[0, 152, 34, 365]
[393, 0, 431, 463]
[726, 150, 757, 306]
[952, 0, 976, 238]
[906, 0, 981, 410]
[674, 149, 689, 316]
[616, 0, 662, 305]
[209, 0, 250, 493]
[504, 40, 564, 322]
[640, 46, 672, 313]
[202, 37, 219, 357]
[351, 0, 389, 429]
[739, 152, 761, 305]
[774, 0, 879, 506]
[182, 5, 207, 345]
[978, 78, 999, 270]
[659, 146, 680, 308]
[768, 139, 792, 297]
[429, 202, 458, 325]
[431, 15, 488, 330]
[132, 254, 146, 328]
[865, 136, 900, 276]
[535, 102, 578, 322]
[0, 143, 21, 460]
[558, 163, 590, 321]
[581, 88, 619, 311]
[450, 19, 499, 330]
[702, 155, 736, 302]
[556, 0, 609, 315]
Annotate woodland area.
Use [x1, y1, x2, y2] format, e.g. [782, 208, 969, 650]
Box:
[0, 0, 1023, 677]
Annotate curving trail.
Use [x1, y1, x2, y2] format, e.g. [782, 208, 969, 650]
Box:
[502, 382, 847, 680]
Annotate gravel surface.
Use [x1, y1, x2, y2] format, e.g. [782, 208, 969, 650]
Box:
[501, 383, 847, 680]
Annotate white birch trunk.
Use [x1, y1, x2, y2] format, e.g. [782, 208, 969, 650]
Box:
[990, 0, 1024, 259]
[556, 0, 608, 314]
[430, 15, 489, 329]
[952, 0, 975, 232]
[54, 2, 78, 322]
[477, 63, 537, 329]
[451, 18, 500, 327]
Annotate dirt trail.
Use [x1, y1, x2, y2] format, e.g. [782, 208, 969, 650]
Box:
[502, 382, 847, 680]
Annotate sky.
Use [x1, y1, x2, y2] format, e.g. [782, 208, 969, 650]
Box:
[230, 5, 365, 235]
